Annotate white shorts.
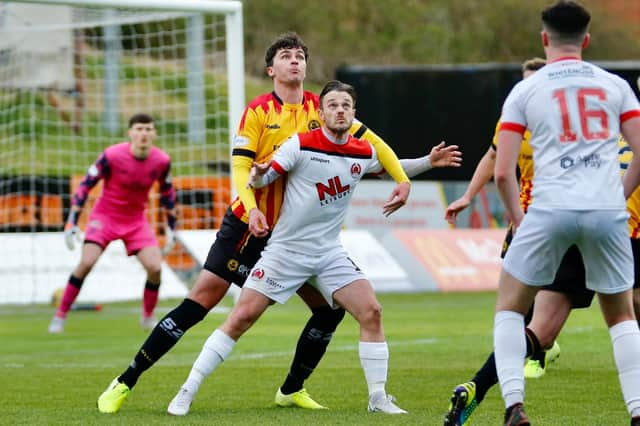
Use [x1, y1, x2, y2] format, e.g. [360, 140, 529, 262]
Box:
[243, 244, 367, 308]
[503, 207, 633, 294]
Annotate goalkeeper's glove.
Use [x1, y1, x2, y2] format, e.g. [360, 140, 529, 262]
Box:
[162, 213, 177, 255]
[64, 210, 82, 250]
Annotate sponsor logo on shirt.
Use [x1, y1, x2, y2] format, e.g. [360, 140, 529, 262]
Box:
[548, 65, 594, 80]
[308, 120, 321, 130]
[316, 176, 352, 205]
[559, 153, 602, 169]
[310, 156, 330, 164]
[560, 156, 574, 169]
[579, 153, 602, 169]
[265, 123, 281, 129]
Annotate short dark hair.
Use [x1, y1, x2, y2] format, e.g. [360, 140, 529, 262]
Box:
[319, 80, 357, 108]
[128, 113, 154, 128]
[542, 1, 590, 45]
[521, 57, 546, 73]
[264, 32, 309, 68]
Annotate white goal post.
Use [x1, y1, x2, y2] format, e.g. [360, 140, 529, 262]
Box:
[0, 0, 244, 304]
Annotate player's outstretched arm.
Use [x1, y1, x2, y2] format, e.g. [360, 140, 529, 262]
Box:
[376, 141, 462, 180]
[445, 146, 496, 224]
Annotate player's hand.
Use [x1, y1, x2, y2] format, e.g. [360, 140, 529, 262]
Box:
[64, 223, 82, 250]
[162, 227, 176, 255]
[429, 141, 462, 168]
[444, 195, 471, 224]
[382, 182, 410, 217]
[248, 208, 269, 238]
[247, 161, 272, 189]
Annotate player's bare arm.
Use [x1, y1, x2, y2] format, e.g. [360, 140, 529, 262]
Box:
[445, 146, 495, 224]
[495, 130, 524, 230]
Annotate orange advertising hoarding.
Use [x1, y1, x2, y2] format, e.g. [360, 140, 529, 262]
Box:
[393, 229, 506, 292]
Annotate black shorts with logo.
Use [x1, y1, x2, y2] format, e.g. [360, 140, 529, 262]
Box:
[203, 207, 270, 287]
[501, 225, 594, 309]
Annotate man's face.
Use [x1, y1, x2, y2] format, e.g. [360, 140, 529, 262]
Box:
[319, 90, 355, 135]
[128, 122, 156, 158]
[267, 47, 306, 84]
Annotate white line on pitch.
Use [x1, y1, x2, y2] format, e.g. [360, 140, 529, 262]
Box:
[3, 338, 437, 369]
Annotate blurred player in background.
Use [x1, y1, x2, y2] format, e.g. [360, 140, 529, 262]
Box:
[167, 80, 408, 416]
[493, 1, 640, 424]
[98, 32, 460, 414]
[48, 113, 177, 334]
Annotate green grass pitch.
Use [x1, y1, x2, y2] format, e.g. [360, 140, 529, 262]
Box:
[1, 292, 629, 425]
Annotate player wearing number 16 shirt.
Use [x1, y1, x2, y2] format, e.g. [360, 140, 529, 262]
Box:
[491, 1, 640, 424]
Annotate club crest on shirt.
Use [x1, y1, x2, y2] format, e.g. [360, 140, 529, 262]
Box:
[350, 163, 362, 178]
[308, 120, 321, 130]
[251, 268, 265, 280]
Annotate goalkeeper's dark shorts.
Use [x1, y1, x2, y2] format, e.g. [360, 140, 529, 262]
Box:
[502, 225, 594, 309]
[203, 207, 271, 287]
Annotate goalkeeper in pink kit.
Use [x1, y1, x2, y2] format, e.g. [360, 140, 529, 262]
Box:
[48, 113, 177, 333]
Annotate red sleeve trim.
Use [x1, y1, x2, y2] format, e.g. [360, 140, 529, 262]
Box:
[621, 110, 640, 123]
[272, 161, 286, 175]
[499, 122, 526, 134]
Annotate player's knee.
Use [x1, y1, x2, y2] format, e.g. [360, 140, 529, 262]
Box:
[357, 302, 383, 329]
[142, 259, 161, 278]
[228, 303, 260, 334]
[188, 271, 230, 309]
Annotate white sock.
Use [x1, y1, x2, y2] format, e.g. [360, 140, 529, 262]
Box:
[494, 310, 526, 409]
[359, 341, 388, 396]
[610, 320, 640, 417]
[183, 329, 236, 394]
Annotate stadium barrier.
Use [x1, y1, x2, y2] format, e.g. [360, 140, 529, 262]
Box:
[0, 233, 187, 304]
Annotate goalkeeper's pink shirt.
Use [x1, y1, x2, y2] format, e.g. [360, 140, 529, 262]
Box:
[86, 142, 172, 220]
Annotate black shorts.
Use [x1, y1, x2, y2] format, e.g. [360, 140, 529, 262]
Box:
[632, 237, 640, 289]
[502, 226, 594, 309]
[203, 207, 270, 287]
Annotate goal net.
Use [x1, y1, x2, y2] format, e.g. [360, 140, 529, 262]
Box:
[0, 0, 244, 304]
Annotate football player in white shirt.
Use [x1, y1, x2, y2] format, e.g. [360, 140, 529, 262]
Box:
[493, 1, 640, 425]
[167, 80, 410, 416]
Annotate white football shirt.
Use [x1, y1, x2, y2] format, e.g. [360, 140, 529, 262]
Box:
[261, 127, 380, 255]
[500, 58, 640, 210]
